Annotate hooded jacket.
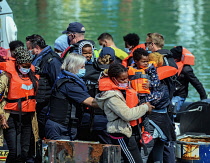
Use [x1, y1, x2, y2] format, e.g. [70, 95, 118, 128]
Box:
[95, 90, 148, 138]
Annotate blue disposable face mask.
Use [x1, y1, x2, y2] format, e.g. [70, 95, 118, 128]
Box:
[19, 66, 30, 74]
[124, 48, 131, 53]
[146, 47, 152, 54]
[76, 69, 86, 78]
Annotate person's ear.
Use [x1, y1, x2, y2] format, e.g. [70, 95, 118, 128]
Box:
[104, 40, 108, 46]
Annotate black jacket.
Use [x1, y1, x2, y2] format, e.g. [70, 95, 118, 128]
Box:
[156, 49, 178, 99]
[174, 65, 207, 99]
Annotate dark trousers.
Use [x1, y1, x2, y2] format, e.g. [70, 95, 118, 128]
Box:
[36, 102, 49, 139]
[146, 138, 165, 163]
[110, 135, 143, 163]
[163, 142, 175, 163]
[140, 121, 165, 163]
[3, 113, 32, 163]
[45, 119, 77, 140]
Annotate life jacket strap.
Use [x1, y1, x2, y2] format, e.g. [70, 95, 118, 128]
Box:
[5, 96, 36, 103]
[129, 73, 149, 80]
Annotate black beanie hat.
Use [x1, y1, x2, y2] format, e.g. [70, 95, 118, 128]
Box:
[170, 46, 183, 60]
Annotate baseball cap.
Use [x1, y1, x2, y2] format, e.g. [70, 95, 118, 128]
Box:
[99, 47, 115, 61]
[62, 22, 85, 34]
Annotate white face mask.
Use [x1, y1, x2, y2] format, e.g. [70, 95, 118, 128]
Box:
[124, 48, 131, 53]
[19, 66, 30, 74]
[57, 52, 62, 56]
[119, 83, 128, 88]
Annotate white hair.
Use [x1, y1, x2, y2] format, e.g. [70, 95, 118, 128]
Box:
[61, 53, 86, 74]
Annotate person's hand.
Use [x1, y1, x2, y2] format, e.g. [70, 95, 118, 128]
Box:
[0, 114, 9, 129]
[145, 102, 155, 113]
[142, 81, 150, 89]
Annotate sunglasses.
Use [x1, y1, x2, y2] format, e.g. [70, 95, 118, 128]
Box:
[145, 42, 152, 46]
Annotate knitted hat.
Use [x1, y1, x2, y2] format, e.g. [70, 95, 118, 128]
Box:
[13, 47, 32, 64]
[170, 46, 183, 60]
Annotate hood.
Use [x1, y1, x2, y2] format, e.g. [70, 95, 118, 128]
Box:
[156, 49, 173, 58]
[96, 90, 122, 110]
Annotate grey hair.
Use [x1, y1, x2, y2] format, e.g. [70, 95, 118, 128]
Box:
[61, 53, 86, 74]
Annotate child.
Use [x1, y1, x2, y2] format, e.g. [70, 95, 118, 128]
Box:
[98, 47, 115, 65]
[129, 48, 175, 163]
[96, 63, 154, 163]
[78, 41, 94, 63]
[128, 48, 163, 106]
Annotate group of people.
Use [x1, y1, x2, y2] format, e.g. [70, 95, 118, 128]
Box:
[0, 21, 207, 163]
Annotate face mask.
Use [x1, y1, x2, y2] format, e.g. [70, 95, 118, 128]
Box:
[145, 47, 152, 54]
[29, 50, 35, 59]
[124, 48, 131, 53]
[100, 45, 103, 49]
[57, 52, 62, 56]
[76, 69, 86, 78]
[19, 66, 30, 74]
[119, 83, 128, 88]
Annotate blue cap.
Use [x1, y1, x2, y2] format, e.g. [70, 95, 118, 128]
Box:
[62, 22, 85, 34]
[99, 47, 115, 61]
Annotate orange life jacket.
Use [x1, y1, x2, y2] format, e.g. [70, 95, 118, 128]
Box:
[156, 66, 178, 80]
[128, 62, 177, 90]
[0, 60, 37, 112]
[148, 61, 178, 80]
[99, 77, 142, 126]
[128, 66, 150, 94]
[176, 47, 195, 75]
[122, 44, 146, 67]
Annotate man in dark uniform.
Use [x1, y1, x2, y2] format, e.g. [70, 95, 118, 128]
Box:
[26, 34, 62, 139]
[61, 22, 96, 58]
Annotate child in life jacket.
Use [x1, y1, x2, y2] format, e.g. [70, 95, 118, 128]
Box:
[96, 63, 154, 163]
[128, 48, 163, 105]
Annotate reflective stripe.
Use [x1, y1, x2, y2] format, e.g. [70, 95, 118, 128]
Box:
[118, 138, 135, 163]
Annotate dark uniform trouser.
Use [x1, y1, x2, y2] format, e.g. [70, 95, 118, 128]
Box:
[36, 101, 49, 139]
